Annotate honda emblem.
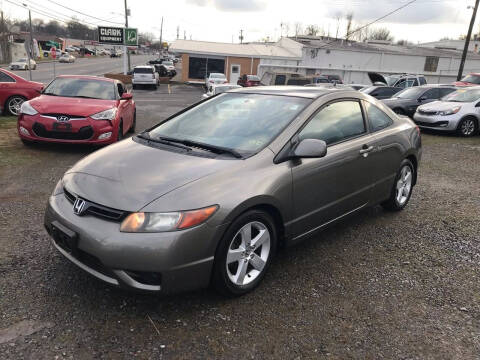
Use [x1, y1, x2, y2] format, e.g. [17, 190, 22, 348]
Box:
[73, 198, 86, 215]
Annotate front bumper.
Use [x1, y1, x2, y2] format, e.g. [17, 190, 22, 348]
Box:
[44, 192, 226, 293]
[413, 113, 459, 131]
[18, 114, 117, 144]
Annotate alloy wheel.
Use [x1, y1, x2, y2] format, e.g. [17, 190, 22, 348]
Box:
[226, 221, 271, 286]
[8, 97, 25, 116]
[396, 165, 412, 206]
[460, 119, 475, 136]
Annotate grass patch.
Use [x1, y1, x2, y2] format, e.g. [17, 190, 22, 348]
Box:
[0, 116, 17, 130]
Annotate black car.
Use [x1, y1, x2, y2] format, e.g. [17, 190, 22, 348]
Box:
[360, 86, 402, 100]
[153, 64, 169, 77]
[381, 85, 457, 117]
[148, 58, 166, 65]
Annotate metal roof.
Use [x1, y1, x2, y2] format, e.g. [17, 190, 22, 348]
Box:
[170, 39, 302, 60]
[292, 36, 480, 60]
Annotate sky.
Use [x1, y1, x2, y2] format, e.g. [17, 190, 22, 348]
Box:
[0, 0, 475, 44]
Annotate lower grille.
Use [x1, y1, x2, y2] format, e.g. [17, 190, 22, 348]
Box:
[417, 110, 437, 116]
[415, 120, 449, 128]
[33, 122, 93, 140]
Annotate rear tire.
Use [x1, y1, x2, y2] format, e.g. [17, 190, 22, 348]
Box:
[457, 117, 478, 137]
[212, 210, 277, 296]
[381, 159, 415, 211]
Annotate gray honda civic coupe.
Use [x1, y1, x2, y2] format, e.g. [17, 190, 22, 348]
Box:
[44, 86, 422, 296]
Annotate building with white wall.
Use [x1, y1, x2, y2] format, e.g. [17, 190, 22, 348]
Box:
[287, 35, 480, 84]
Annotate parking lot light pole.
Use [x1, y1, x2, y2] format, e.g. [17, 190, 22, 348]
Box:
[457, 0, 480, 81]
[123, 0, 131, 75]
[22, 4, 33, 80]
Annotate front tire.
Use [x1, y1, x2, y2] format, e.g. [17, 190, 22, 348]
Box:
[457, 117, 478, 137]
[128, 111, 136, 133]
[117, 121, 124, 141]
[381, 159, 415, 211]
[212, 210, 277, 296]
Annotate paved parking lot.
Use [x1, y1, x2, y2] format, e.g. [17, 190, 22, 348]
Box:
[1, 84, 479, 359]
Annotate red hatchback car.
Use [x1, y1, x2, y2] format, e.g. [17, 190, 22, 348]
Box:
[0, 68, 43, 115]
[453, 73, 480, 87]
[18, 75, 136, 145]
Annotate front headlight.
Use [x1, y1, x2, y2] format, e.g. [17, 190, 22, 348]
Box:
[90, 108, 117, 120]
[20, 101, 38, 116]
[438, 106, 461, 116]
[120, 205, 218, 232]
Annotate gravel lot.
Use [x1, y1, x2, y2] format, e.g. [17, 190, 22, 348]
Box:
[1, 85, 479, 359]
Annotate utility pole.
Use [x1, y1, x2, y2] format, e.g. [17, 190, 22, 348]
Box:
[176, 26, 179, 40]
[239, 29, 244, 44]
[123, 0, 130, 75]
[458, 0, 480, 80]
[27, 7, 32, 80]
[159, 16, 163, 53]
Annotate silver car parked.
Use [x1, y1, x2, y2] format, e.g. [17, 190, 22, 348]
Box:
[44, 86, 422, 296]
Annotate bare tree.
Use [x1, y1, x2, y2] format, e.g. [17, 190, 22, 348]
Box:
[368, 27, 393, 42]
[305, 25, 319, 36]
[345, 12, 353, 40]
[294, 22, 303, 37]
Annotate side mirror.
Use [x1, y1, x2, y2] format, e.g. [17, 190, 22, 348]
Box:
[293, 139, 327, 159]
[121, 93, 133, 100]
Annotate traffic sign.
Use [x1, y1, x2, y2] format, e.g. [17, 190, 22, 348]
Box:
[50, 46, 56, 59]
[125, 28, 138, 46]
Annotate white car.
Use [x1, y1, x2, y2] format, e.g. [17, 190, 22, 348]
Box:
[132, 65, 159, 89]
[9, 58, 36, 70]
[161, 60, 176, 76]
[205, 73, 227, 88]
[59, 54, 75, 63]
[202, 84, 241, 98]
[414, 87, 480, 137]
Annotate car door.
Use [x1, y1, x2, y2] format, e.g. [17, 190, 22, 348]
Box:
[362, 101, 403, 203]
[291, 99, 378, 239]
[0, 71, 17, 108]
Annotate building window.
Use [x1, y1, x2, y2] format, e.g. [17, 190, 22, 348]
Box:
[188, 57, 225, 80]
[424, 56, 439, 72]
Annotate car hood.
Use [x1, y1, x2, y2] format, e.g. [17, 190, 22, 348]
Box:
[418, 101, 463, 112]
[10, 62, 27, 66]
[62, 138, 236, 211]
[29, 95, 117, 116]
[368, 72, 387, 85]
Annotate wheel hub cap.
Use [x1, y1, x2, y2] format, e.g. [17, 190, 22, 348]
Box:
[226, 221, 271, 286]
[396, 166, 412, 206]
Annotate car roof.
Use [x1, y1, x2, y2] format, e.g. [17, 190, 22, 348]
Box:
[134, 65, 154, 68]
[56, 75, 116, 83]
[229, 86, 354, 99]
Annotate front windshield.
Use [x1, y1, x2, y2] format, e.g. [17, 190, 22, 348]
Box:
[18, 58, 26, 62]
[384, 76, 399, 86]
[460, 74, 480, 84]
[210, 73, 225, 79]
[395, 87, 425, 99]
[43, 78, 116, 100]
[442, 88, 480, 103]
[149, 93, 310, 154]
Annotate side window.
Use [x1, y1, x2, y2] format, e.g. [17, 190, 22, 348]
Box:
[423, 88, 440, 99]
[396, 79, 406, 88]
[439, 88, 455, 98]
[411, 78, 419, 86]
[0, 72, 15, 83]
[419, 77, 427, 85]
[365, 102, 393, 132]
[274, 75, 286, 85]
[298, 101, 366, 145]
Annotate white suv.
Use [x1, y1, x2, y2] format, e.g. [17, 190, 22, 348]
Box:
[132, 66, 159, 90]
[414, 87, 480, 137]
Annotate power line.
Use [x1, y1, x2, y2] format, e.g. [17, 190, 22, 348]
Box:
[24, 0, 101, 26]
[45, 0, 123, 25]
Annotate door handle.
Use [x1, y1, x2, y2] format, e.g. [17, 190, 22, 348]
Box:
[359, 145, 374, 157]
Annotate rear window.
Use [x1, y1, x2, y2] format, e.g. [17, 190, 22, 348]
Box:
[247, 75, 260, 81]
[134, 67, 154, 74]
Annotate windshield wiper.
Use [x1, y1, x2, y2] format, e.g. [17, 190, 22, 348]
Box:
[137, 132, 192, 151]
[74, 95, 101, 99]
[172, 138, 243, 159]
